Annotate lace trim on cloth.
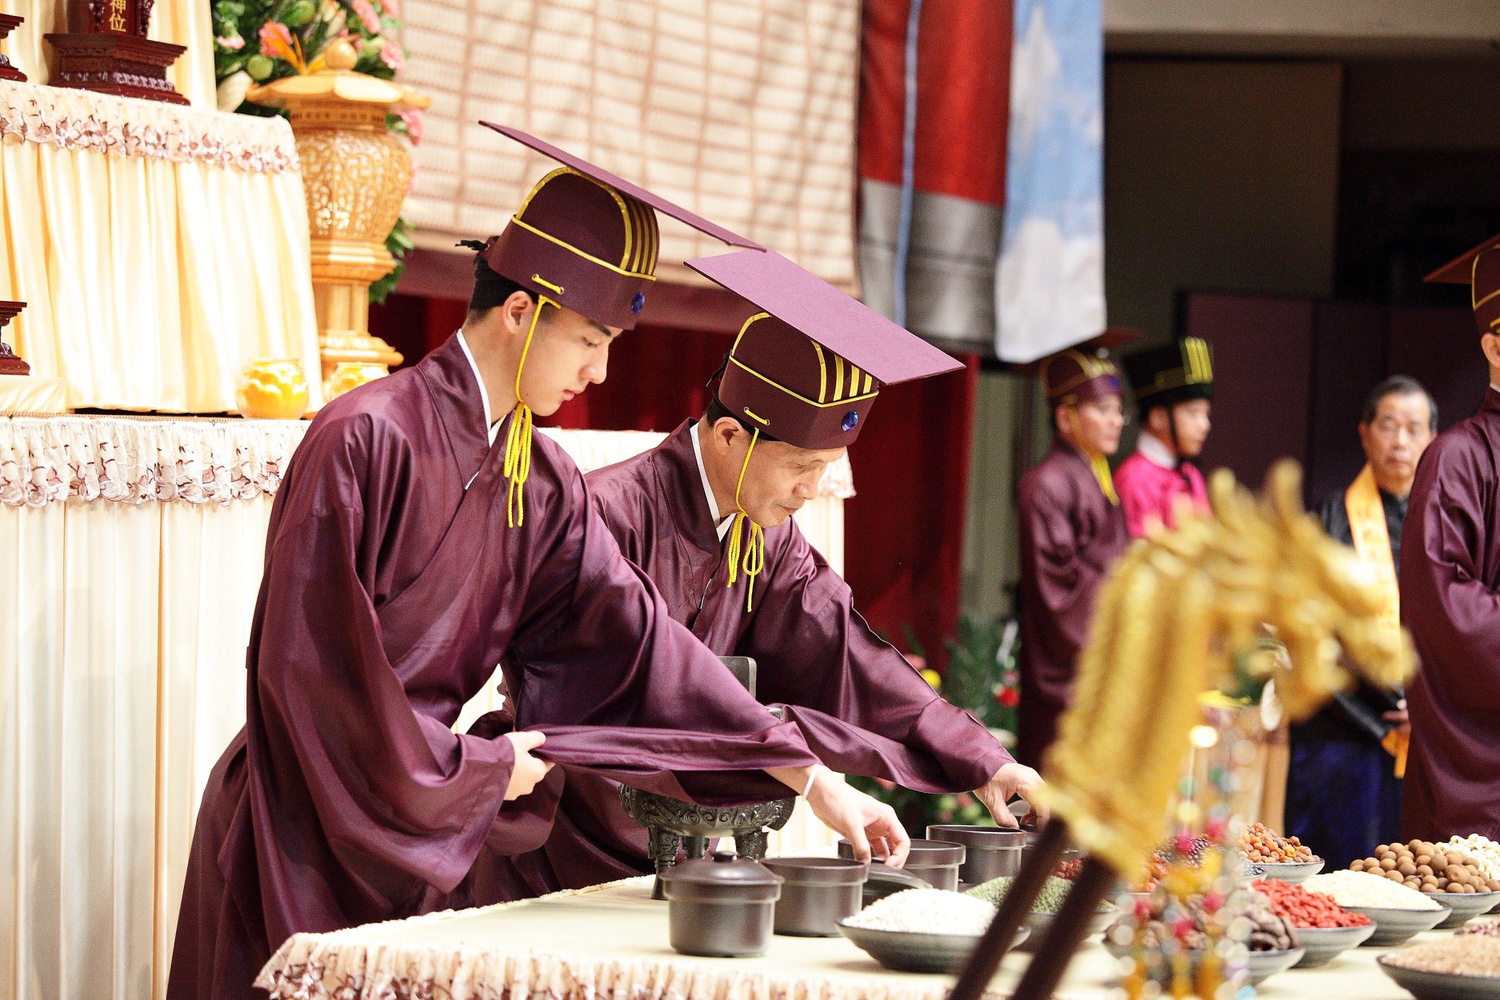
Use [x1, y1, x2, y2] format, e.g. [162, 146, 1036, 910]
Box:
[0, 81, 300, 174]
[258, 935, 961, 1000]
[0, 418, 855, 509]
[0, 416, 307, 508]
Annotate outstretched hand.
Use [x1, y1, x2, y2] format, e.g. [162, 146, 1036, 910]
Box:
[803, 770, 911, 866]
[973, 762, 1045, 828]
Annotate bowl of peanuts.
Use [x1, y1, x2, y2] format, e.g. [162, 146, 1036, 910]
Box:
[1237, 823, 1323, 884]
[1350, 841, 1500, 929]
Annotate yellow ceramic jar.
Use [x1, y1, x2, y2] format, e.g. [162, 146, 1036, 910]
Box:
[236, 359, 310, 420]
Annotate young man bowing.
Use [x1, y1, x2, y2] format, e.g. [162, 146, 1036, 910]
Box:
[533, 250, 1042, 884]
[168, 130, 903, 1000]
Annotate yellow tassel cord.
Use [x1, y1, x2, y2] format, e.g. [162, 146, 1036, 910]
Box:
[502, 298, 549, 527]
[1090, 452, 1119, 505]
[724, 428, 766, 612]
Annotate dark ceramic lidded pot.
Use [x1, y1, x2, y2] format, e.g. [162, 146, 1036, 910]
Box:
[761, 857, 867, 936]
[926, 825, 1026, 885]
[838, 838, 966, 891]
[658, 851, 784, 957]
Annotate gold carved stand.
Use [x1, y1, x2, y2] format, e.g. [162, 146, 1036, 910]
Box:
[248, 40, 429, 386]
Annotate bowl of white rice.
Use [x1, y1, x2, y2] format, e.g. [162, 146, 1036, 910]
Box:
[836, 888, 1027, 973]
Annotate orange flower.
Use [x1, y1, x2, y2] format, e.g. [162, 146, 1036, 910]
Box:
[257, 22, 306, 73]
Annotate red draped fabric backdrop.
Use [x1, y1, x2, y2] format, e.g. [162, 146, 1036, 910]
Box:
[371, 296, 978, 671]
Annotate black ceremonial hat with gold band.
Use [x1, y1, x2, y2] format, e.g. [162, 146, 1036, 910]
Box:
[470, 124, 761, 526]
[1125, 336, 1214, 410]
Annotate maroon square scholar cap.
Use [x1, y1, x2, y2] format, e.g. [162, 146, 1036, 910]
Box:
[686, 249, 963, 450]
[472, 123, 761, 330]
[1425, 232, 1500, 338]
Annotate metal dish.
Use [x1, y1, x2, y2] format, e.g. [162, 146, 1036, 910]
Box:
[1017, 909, 1114, 952]
[1099, 942, 1302, 987]
[1344, 903, 1452, 945]
[836, 919, 1030, 974]
[1291, 923, 1376, 967]
[861, 863, 932, 907]
[1239, 858, 1325, 884]
[1432, 891, 1500, 929]
[1377, 955, 1500, 1000]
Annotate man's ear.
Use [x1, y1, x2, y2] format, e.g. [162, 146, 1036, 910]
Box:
[498, 290, 536, 335]
[1482, 331, 1500, 372]
[711, 416, 742, 455]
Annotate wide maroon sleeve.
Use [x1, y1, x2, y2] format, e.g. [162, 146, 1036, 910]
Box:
[507, 457, 818, 803]
[742, 528, 1013, 792]
[1017, 468, 1098, 687]
[247, 418, 518, 907]
[1400, 436, 1500, 711]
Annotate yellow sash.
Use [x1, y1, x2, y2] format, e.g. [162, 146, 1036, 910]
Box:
[1345, 464, 1407, 777]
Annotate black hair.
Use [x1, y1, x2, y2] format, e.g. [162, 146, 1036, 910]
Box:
[701, 392, 780, 443]
[459, 239, 536, 325]
[1361, 375, 1438, 432]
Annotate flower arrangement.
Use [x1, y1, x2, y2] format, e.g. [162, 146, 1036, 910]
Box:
[212, 0, 417, 302]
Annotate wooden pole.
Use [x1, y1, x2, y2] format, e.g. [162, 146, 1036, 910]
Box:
[1009, 857, 1118, 1000]
[948, 820, 1069, 1000]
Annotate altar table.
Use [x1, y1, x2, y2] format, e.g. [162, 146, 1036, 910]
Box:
[258, 877, 1431, 1000]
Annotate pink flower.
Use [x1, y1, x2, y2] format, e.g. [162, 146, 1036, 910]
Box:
[217, 34, 245, 50]
[258, 21, 296, 60]
[350, 0, 383, 33]
[379, 42, 406, 71]
[397, 108, 423, 145]
[380, 0, 400, 15]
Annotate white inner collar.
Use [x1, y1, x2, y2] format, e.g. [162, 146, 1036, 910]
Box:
[690, 421, 735, 541]
[1136, 430, 1177, 469]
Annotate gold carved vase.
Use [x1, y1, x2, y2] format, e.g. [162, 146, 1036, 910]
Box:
[248, 41, 430, 382]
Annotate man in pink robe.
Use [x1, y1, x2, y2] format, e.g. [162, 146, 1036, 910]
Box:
[168, 130, 903, 1000]
[1114, 337, 1213, 537]
[1399, 235, 1500, 841]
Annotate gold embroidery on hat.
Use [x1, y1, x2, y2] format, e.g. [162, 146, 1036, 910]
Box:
[727, 356, 879, 407]
[833, 355, 845, 399]
[1044, 349, 1119, 397]
[812, 343, 828, 403]
[508, 216, 658, 280]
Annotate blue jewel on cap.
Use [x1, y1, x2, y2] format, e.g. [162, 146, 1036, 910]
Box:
[631, 291, 646, 314]
[841, 410, 859, 432]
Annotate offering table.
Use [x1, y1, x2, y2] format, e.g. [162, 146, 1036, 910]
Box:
[0, 416, 848, 1000]
[257, 877, 1433, 1000]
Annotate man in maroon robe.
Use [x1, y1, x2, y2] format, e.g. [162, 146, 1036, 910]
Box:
[1015, 349, 1130, 768]
[168, 130, 905, 1000]
[1399, 235, 1500, 841]
[541, 251, 1043, 880]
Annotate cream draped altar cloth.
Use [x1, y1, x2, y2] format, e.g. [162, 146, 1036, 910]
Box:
[0, 415, 849, 1000]
[0, 81, 321, 413]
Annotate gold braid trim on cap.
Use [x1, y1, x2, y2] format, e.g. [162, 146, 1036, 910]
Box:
[1032, 461, 1415, 876]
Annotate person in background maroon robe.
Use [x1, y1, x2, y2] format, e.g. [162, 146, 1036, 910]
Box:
[1399, 234, 1500, 841]
[1015, 349, 1130, 768]
[543, 251, 1043, 880]
[168, 130, 905, 1000]
[1115, 337, 1214, 537]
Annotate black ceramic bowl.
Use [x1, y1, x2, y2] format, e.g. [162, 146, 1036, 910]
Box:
[762, 857, 867, 937]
